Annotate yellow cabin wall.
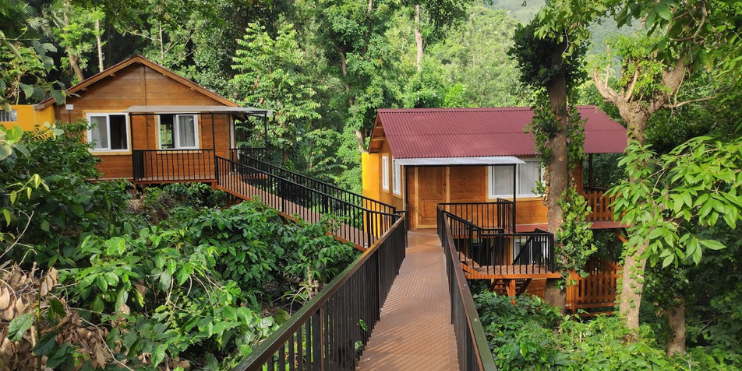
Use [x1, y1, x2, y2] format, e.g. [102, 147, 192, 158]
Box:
[1, 105, 56, 131]
[362, 152, 380, 202]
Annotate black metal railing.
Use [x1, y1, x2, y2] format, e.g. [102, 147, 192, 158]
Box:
[216, 156, 397, 247]
[232, 148, 396, 216]
[438, 208, 498, 371]
[132, 149, 215, 182]
[231, 147, 270, 163]
[438, 207, 555, 276]
[231, 216, 407, 371]
[439, 200, 515, 233]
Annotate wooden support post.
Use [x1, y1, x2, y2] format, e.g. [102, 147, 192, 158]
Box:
[508, 279, 516, 297]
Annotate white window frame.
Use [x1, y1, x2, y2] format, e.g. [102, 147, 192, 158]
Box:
[0, 109, 18, 122]
[392, 159, 402, 196]
[86, 113, 129, 152]
[382, 155, 390, 192]
[488, 159, 544, 199]
[157, 114, 199, 149]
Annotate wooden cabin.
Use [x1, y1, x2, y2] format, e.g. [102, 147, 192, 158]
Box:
[362, 106, 627, 230]
[34, 55, 270, 184]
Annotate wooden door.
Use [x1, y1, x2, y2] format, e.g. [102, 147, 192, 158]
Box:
[417, 166, 446, 228]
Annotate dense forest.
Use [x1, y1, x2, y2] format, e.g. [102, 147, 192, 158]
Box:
[2, 0, 742, 370]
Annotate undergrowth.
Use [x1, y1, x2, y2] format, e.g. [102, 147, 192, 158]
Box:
[474, 291, 742, 370]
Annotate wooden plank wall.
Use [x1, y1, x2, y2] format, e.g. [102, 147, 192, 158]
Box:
[55, 63, 233, 180]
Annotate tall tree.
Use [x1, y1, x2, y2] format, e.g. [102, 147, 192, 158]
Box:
[232, 23, 323, 165]
[509, 3, 598, 308]
[590, 0, 742, 336]
[403, 0, 472, 71]
[313, 0, 403, 153]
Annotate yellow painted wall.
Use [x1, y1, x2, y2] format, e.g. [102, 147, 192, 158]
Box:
[362, 152, 380, 201]
[1, 105, 56, 131]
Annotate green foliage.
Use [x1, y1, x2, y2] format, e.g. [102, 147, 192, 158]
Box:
[428, 4, 527, 107]
[232, 23, 323, 163]
[475, 290, 742, 370]
[59, 199, 356, 369]
[1, 121, 132, 266]
[162, 182, 228, 209]
[509, 21, 587, 92]
[610, 137, 742, 268]
[555, 187, 597, 281]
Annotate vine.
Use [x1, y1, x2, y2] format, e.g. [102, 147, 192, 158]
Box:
[510, 20, 595, 283]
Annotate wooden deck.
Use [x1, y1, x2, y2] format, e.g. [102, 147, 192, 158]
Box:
[357, 230, 459, 370]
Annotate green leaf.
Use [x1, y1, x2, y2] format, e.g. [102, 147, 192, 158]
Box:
[49, 299, 66, 318]
[154, 254, 165, 269]
[34, 331, 58, 356]
[96, 275, 109, 292]
[662, 254, 674, 268]
[2, 209, 10, 225]
[699, 239, 725, 250]
[160, 272, 172, 291]
[8, 313, 34, 342]
[19, 83, 35, 99]
[151, 343, 167, 366]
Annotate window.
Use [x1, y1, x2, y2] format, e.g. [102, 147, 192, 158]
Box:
[382, 155, 389, 192]
[392, 159, 402, 196]
[0, 109, 17, 122]
[87, 114, 128, 151]
[158, 114, 198, 149]
[488, 159, 543, 198]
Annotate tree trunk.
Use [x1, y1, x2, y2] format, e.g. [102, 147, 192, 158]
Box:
[68, 54, 84, 82]
[618, 243, 647, 332]
[96, 19, 104, 72]
[666, 296, 686, 356]
[63, 8, 85, 82]
[355, 129, 366, 153]
[543, 50, 569, 310]
[414, 4, 423, 72]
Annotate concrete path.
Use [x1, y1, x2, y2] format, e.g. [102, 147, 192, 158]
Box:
[357, 230, 459, 370]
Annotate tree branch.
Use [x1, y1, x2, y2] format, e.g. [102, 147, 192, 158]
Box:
[666, 95, 717, 108]
[591, 69, 621, 104]
[624, 69, 639, 102]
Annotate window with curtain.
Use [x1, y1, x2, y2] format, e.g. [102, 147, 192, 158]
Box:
[488, 160, 543, 198]
[87, 114, 128, 151]
[159, 114, 198, 149]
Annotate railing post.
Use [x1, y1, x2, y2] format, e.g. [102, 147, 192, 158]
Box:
[366, 210, 372, 248]
[215, 157, 220, 186]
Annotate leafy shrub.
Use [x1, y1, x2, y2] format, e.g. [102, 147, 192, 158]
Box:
[475, 291, 742, 370]
[59, 199, 357, 369]
[0, 120, 133, 267]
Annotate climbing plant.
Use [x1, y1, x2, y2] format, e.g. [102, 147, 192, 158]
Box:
[510, 20, 595, 292]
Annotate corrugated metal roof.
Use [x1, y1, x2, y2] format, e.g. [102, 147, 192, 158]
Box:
[374, 106, 626, 159]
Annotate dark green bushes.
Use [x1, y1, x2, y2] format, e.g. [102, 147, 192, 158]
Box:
[475, 291, 742, 370]
[2, 122, 359, 370]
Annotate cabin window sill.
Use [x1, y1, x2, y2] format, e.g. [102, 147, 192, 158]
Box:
[90, 150, 132, 156]
[154, 149, 204, 154]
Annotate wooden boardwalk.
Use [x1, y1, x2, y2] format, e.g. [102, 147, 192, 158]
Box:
[357, 230, 459, 371]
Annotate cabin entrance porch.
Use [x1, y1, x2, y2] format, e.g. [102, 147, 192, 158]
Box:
[124, 105, 270, 185]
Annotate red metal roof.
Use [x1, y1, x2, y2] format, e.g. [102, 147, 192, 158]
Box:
[374, 106, 626, 159]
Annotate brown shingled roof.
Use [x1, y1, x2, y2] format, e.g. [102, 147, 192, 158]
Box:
[370, 106, 626, 158]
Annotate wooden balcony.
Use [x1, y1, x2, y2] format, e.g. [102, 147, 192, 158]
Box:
[132, 149, 216, 183]
[582, 186, 623, 228]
